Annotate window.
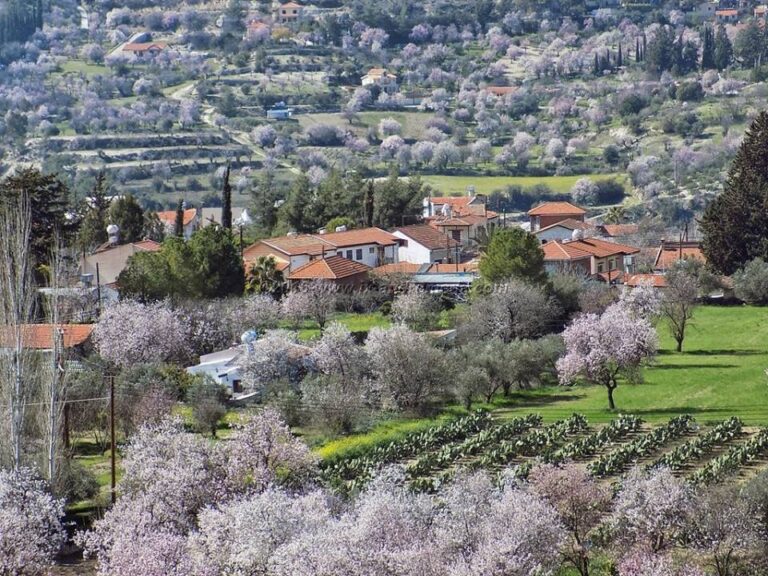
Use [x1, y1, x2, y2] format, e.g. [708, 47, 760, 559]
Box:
[346, 250, 353, 259]
[597, 262, 604, 273]
[609, 259, 616, 270]
[369, 247, 375, 254]
[356, 249, 363, 260]
[451, 230, 461, 241]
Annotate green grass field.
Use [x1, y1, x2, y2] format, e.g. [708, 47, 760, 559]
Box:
[421, 173, 624, 195]
[318, 305, 768, 460]
[58, 59, 110, 76]
[281, 311, 391, 341]
[298, 111, 437, 140]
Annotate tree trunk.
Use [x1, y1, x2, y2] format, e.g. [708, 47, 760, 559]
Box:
[607, 385, 616, 411]
[676, 337, 683, 352]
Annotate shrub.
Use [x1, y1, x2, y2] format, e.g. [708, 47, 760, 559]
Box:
[733, 257, 768, 304]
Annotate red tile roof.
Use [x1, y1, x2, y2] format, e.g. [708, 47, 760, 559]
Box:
[395, 225, 461, 250]
[282, 1, 303, 7]
[429, 196, 474, 207]
[535, 218, 594, 234]
[565, 237, 640, 257]
[542, 240, 593, 261]
[484, 86, 518, 96]
[716, 9, 738, 15]
[258, 235, 329, 257]
[0, 324, 95, 350]
[123, 42, 167, 52]
[93, 239, 161, 254]
[156, 208, 197, 226]
[625, 274, 667, 288]
[288, 255, 370, 280]
[429, 262, 478, 273]
[654, 242, 706, 270]
[595, 270, 625, 284]
[528, 202, 586, 217]
[600, 224, 639, 237]
[372, 262, 422, 275]
[318, 227, 399, 248]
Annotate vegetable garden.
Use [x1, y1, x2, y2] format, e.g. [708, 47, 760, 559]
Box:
[320, 410, 768, 494]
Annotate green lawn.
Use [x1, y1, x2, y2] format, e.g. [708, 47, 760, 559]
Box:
[298, 111, 437, 140]
[59, 59, 110, 76]
[421, 173, 624, 196]
[497, 305, 768, 426]
[317, 305, 768, 461]
[281, 311, 391, 341]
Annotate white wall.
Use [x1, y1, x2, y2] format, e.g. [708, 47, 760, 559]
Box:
[332, 243, 398, 267]
[534, 226, 576, 244]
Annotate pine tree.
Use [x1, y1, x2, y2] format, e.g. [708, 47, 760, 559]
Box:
[221, 164, 232, 230]
[714, 25, 733, 71]
[174, 199, 185, 238]
[701, 112, 768, 274]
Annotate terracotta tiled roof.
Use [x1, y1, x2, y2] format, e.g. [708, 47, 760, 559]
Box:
[123, 42, 167, 52]
[600, 224, 639, 237]
[0, 324, 95, 350]
[430, 196, 473, 207]
[716, 9, 738, 15]
[528, 202, 586, 217]
[484, 86, 517, 96]
[282, 1, 303, 7]
[288, 255, 370, 280]
[654, 242, 706, 270]
[258, 235, 330, 257]
[625, 274, 667, 288]
[395, 225, 461, 251]
[156, 208, 197, 226]
[535, 218, 594, 234]
[93, 239, 161, 254]
[318, 227, 399, 248]
[431, 217, 472, 227]
[542, 240, 593, 261]
[244, 257, 289, 272]
[429, 262, 478, 273]
[595, 270, 625, 284]
[565, 237, 640, 257]
[372, 262, 422, 275]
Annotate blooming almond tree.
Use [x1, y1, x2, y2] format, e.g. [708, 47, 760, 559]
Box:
[93, 300, 191, 367]
[557, 303, 657, 410]
[528, 463, 611, 576]
[0, 468, 65, 576]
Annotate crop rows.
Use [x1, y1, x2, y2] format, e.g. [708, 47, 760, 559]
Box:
[471, 414, 589, 470]
[689, 428, 768, 486]
[406, 414, 541, 479]
[546, 414, 644, 465]
[588, 415, 696, 478]
[321, 410, 493, 491]
[648, 417, 743, 472]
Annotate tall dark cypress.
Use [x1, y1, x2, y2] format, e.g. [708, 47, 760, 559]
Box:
[174, 199, 185, 238]
[221, 164, 232, 230]
[617, 44, 623, 68]
[701, 112, 768, 274]
[363, 180, 374, 228]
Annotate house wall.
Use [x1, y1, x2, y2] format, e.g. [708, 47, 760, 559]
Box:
[81, 244, 145, 285]
[328, 243, 397, 268]
[532, 213, 585, 231]
[534, 226, 576, 243]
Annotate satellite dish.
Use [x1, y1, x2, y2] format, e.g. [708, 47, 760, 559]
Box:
[107, 224, 120, 245]
[571, 228, 584, 241]
[441, 203, 451, 217]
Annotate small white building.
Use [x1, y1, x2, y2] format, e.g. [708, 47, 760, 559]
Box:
[393, 224, 461, 264]
[532, 219, 596, 244]
[186, 347, 245, 393]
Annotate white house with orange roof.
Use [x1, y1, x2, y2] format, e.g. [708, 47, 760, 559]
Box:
[242, 227, 402, 274]
[528, 201, 586, 232]
[277, 1, 304, 21]
[361, 68, 398, 93]
[542, 237, 639, 283]
[156, 208, 200, 240]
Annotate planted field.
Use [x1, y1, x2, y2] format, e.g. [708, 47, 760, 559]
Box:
[420, 173, 623, 195]
[321, 411, 768, 494]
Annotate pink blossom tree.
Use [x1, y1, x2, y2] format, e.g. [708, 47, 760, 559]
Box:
[557, 303, 657, 410]
[0, 468, 64, 576]
[94, 300, 191, 367]
[528, 463, 611, 576]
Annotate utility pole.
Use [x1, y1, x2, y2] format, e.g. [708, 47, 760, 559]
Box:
[95, 262, 102, 317]
[110, 374, 116, 504]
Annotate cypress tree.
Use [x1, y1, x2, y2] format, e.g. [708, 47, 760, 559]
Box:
[714, 25, 733, 71]
[701, 112, 768, 274]
[594, 52, 600, 74]
[617, 44, 623, 68]
[221, 164, 232, 230]
[174, 199, 185, 238]
[701, 27, 716, 70]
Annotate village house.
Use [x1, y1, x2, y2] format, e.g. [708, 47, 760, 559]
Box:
[715, 8, 739, 22]
[155, 208, 200, 240]
[423, 194, 499, 247]
[122, 42, 167, 57]
[267, 101, 293, 120]
[392, 224, 462, 264]
[361, 68, 398, 94]
[653, 240, 706, 272]
[625, 273, 667, 289]
[186, 347, 245, 393]
[80, 239, 161, 285]
[0, 324, 95, 357]
[597, 223, 640, 240]
[533, 218, 595, 243]
[287, 255, 371, 289]
[542, 237, 640, 283]
[755, 4, 767, 19]
[243, 227, 402, 274]
[245, 20, 270, 40]
[277, 1, 304, 21]
[528, 201, 587, 232]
